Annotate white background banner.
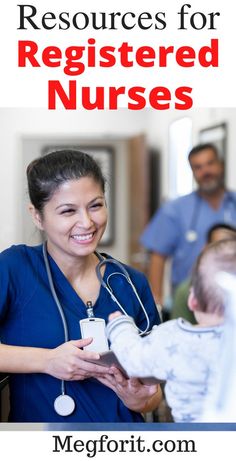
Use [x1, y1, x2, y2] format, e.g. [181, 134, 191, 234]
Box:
[0, 1, 236, 459]
[1, 429, 236, 460]
[1, 0, 236, 108]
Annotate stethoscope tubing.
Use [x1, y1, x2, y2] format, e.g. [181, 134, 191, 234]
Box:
[95, 254, 150, 335]
[43, 243, 151, 396]
[42, 242, 152, 415]
[43, 242, 68, 397]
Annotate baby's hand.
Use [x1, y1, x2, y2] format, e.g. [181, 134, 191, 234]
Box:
[109, 311, 122, 322]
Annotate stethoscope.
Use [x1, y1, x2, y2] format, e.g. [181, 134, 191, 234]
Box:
[95, 253, 150, 335]
[42, 242, 151, 417]
[185, 191, 236, 243]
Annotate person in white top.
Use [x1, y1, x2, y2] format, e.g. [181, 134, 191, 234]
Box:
[107, 238, 236, 422]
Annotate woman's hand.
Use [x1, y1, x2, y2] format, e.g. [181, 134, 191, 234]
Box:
[96, 366, 160, 413]
[44, 338, 112, 381]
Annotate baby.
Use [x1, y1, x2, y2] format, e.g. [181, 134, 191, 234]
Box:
[107, 239, 236, 422]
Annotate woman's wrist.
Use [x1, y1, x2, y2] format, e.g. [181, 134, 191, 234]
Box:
[0, 344, 51, 374]
[34, 347, 52, 374]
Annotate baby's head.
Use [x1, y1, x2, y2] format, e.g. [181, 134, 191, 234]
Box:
[207, 223, 236, 244]
[189, 238, 236, 321]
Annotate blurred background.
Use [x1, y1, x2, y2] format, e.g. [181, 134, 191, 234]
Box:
[1, 107, 235, 265]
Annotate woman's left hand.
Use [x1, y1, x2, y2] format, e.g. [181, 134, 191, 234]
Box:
[96, 366, 159, 413]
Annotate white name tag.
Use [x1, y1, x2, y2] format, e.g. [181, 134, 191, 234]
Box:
[79, 318, 109, 353]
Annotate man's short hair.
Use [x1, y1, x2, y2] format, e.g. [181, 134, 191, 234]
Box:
[188, 143, 219, 163]
[191, 239, 236, 315]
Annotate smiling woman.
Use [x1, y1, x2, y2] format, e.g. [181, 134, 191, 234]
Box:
[29, 176, 107, 271]
[0, 149, 161, 422]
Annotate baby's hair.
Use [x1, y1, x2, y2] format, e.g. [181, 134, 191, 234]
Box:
[191, 238, 236, 315]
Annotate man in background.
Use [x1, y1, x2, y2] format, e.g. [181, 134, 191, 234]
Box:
[140, 143, 236, 309]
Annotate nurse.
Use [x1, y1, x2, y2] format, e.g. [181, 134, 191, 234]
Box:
[0, 149, 161, 422]
[140, 143, 236, 306]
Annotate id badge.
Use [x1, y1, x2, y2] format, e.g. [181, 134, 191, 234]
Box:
[79, 317, 109, 353]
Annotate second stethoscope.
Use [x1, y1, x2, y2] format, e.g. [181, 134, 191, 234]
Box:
[185, 191, 236, 243]
[42, 242, 151, 417]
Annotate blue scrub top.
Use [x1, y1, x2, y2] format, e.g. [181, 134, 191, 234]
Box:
[140, 190, 236, 287]
[0, 244, 160, 422]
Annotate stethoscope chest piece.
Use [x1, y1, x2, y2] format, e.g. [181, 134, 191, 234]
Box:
[185, 230, 198, 242]
[54, 394, 76, 417]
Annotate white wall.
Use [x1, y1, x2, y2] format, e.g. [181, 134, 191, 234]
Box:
[1, 107, 236, 254]
[0, 109, 152, 260]
[147, 108, 236, 199]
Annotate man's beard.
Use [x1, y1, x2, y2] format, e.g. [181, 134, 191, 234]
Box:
[198, 175, 224, 195]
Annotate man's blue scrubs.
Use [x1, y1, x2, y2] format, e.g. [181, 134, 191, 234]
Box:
[140, 191, 236, 287]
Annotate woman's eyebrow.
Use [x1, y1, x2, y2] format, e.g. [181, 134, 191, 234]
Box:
[55, 203, 75, 210]
[88, 196, 105, 204]
[55, 196, 104, 210]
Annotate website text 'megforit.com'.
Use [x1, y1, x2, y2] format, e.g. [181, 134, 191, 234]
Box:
[52, 434, 197, 457]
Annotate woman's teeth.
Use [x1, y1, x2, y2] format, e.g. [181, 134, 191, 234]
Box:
[72, 233, 93, 242]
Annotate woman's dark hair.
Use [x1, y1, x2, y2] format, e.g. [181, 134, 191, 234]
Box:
[27, 149, 105, 211]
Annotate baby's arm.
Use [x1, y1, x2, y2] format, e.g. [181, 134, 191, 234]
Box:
[107, 312, 167, 381]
